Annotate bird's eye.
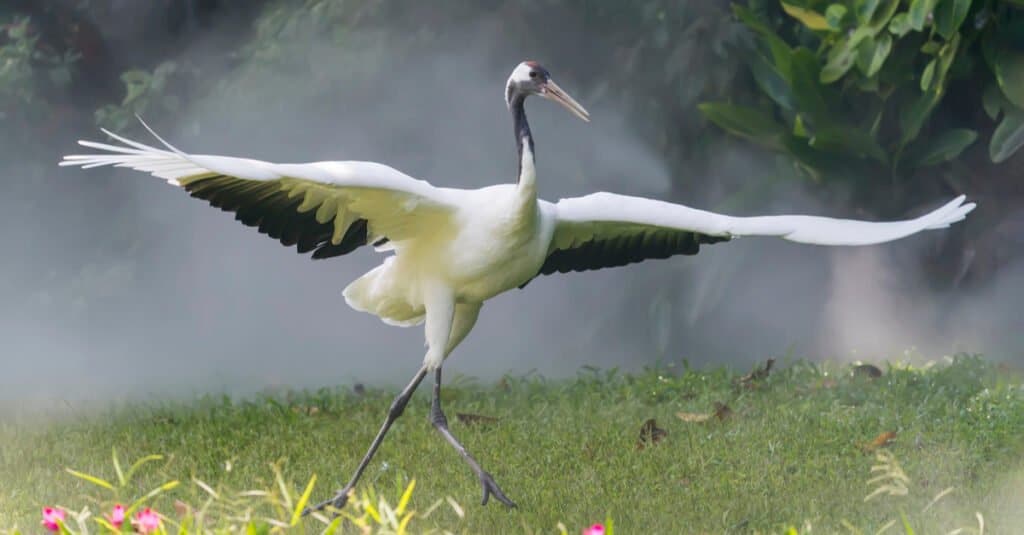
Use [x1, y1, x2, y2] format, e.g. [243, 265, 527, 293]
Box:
[528, 71, 538, 78]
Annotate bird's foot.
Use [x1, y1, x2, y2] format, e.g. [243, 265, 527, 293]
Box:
[303, 487, 353, 516]
[479, 471, 516, 508]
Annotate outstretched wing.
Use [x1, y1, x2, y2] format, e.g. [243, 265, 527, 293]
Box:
[531, 191, 975, 278]
[60, 126, 455, 260]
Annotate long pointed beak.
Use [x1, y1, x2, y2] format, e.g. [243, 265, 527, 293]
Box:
[543, 79, 590, 122]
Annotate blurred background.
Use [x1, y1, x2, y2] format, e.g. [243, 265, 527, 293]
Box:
[1, 0, 1022, 405]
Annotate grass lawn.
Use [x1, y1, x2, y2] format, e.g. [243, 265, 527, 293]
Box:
[2, 355, 1023, 534]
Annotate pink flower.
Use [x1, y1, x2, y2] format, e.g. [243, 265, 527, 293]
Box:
[107, 504, 125, 528]
[132, 508, 160, 534]
[582, 524, 605, 535]
[41, 507, 66, 532]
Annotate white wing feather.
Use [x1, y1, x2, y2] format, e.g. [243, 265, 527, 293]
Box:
[60, 127, 455, 246]
[549, 191, 975, 249]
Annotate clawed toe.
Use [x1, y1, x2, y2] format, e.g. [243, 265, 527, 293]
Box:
[479, 471, 516, 508]
[303, 488, 352, 516]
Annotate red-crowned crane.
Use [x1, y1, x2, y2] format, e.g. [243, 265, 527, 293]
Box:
[61, 61, 975, 512]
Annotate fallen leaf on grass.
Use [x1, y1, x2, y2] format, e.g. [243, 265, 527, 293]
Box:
[677, 411, 712, 423]
[455, 413, 499, 426]
[676, 402, 732, 424]
[636, 418, 667, 450]
[860, 431, 897, 453]
[173, 500, 191, 516]
[736, 358, 775, 389]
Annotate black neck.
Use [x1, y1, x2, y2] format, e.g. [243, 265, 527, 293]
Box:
[510, 93, 534, 181]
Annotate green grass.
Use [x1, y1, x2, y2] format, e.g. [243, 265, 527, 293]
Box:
[2, 355, 1023, 534]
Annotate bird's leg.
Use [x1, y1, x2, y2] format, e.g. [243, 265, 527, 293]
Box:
[305, 365, 428, 515]
[430, 367, 516, 507]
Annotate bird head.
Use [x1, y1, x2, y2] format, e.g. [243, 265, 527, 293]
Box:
[505, 61, 590, 122]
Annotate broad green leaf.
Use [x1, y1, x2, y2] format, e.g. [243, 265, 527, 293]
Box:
[698, 103, 785, 148]
[982, 83, 1006, 120]
[782, 2, 831, 31]
[989, 110, 1024, 163]
[826, 4, 848, 29]
[921, 58, 936, 90]
[790, 48, 831, 121]
[992, 48, 1024, 110]
[857, 33, 892, 76]
[856, 0, 881, 23]
[748, 51, 795, 110]
[735, 5, 792, 76]
[809, 126, 888, 163]
[908, 0, 938, 31]
[889, 13, 913, 36]
[869, 0, 901, 33]
[920, 41, 942, 54]
[905, 128, 977, 167]
[899, 87, 943, 146]
[65, 467, 115, 490]
[934, 0, 971, 39]
[822, 27, 872, 83]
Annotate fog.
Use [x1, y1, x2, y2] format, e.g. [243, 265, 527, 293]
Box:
[1, 6, 1021, 407]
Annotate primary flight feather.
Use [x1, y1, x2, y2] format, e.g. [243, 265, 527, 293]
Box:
[60, 60, 975, 512]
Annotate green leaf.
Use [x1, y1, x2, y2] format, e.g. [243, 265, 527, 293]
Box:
[857, 33, 893, 77]
[734, 5, 793, 77]
[899, 87, 943, 146]
[748, 51, 795, 110]
[934, 32, 960, 88]
[856, 0, 881, 23]
[826, 4, 848, 29]
[921, 58, 936, 90]
[782, 2, 832, 31]
[989, 110, 1024, 163]
[933, 0, 971, 39]
[809, 126, 889, 163]
[905, 128, 977, 166]
[698, 103, 785, 148]
[822, 27, 872, 83]
[790, 48, 831, 122]
[869, 0, 901, 33]
[908, 0, 938, 31]
[982, 83, 1006, 120]
[65, 467, 115, 490]
[992, 47, 1024, 110]
[889, 13, 913, 36]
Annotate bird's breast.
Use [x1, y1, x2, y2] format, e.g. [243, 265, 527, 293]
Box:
[443, 193, 548, 301]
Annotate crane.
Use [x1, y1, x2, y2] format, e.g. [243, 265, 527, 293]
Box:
[61, 61, 975, 512]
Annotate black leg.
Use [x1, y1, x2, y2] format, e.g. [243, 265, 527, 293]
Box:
[430, 367, 516, 507]
[306, 366, 429, 515]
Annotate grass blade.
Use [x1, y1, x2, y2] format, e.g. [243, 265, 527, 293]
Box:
[112, 447, 126, 487]
[396, 479, 415, 516]
[290, 474, 317, 526]
[65, 467, 115, 490]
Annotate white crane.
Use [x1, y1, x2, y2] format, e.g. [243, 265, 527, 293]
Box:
[61, 60, 975, 512]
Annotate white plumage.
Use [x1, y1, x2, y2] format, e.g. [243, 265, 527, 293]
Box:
[59, 61, 976, 512]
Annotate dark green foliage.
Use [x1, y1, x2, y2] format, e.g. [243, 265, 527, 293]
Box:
[703, 0, 1024, 208]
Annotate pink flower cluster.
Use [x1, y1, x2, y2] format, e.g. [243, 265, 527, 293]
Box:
[583, 523, 605, 535]
[42, 504, 161, 533]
